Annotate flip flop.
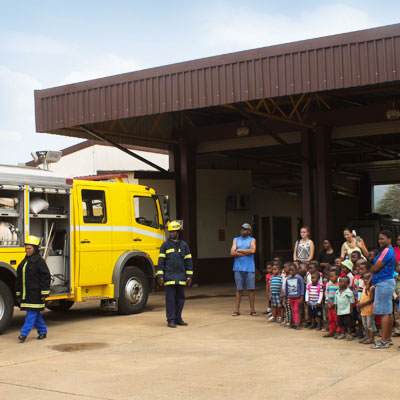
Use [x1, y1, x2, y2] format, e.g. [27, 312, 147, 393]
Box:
[232, 312, 240, 316]
[250, 312, 258, 316]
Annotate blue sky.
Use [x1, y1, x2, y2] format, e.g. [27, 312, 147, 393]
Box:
[1, 0, 399, 165]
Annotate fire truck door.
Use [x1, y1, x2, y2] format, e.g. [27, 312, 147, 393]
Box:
[77, 186, 112, 287]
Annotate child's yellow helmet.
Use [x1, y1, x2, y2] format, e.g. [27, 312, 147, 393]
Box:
[25, 235, 40, 246]
[167, 221, 182, 231]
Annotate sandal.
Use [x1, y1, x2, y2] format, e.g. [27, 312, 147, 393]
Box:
[250, 312, 258, 316]
[336, 334, 346, 340]
[362, 340, 374, 344]
[232, 312, 240, 316]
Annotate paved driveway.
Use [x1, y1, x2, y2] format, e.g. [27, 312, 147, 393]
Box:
[1, 285, 399, 399]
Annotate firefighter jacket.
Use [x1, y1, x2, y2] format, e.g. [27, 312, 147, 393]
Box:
[157, 238, 193, 285]
[16, 252, 51, 311]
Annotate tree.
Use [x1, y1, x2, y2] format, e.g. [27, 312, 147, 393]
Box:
[375, 184, 400, 219]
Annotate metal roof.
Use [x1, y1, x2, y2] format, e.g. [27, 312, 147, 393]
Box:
[35, 24, 400, 133]
[0, 165, 72, 188]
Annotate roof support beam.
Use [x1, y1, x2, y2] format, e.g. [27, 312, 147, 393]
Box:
[79, 125, 167, 172]
[349, 138, 400, 159]
[67, 126, 178, 145]
[223, 104, 288, 145]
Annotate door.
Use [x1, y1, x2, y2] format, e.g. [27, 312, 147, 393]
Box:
[261, 217, 271, 267]
[130, 193, 165, 266]
[77, 186, 112, 286]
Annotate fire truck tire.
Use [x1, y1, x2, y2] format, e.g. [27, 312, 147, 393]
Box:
[0, 280, 14, 334]
[118, 266, 148, 315]
[46, 300, 75, 312]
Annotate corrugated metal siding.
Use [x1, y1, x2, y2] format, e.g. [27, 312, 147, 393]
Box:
[35, 24, 400, 132]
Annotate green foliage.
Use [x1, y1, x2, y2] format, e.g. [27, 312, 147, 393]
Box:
[375, 184, 400, 219]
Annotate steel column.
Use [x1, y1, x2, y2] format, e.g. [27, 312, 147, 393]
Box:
[315, 126, 333, 249]
[175, 141, 198, 281]
[301, 130, 315, 236]
[301, 127, 333, 253]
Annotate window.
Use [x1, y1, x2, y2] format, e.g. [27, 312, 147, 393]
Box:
[133, 196, 159, 229]
[373, 184, 400, 219]
[82, 190, 107, 224]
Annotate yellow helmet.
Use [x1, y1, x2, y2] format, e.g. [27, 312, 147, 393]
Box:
[167, 220, 182, 231]
[25, 235, 40, 246]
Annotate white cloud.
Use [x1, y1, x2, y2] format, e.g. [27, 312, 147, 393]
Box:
[0, 65, 81, 164]
[0, 50, 141, 164]
[0, 130, 22, 143]
[0, 30, 75, 55]
[200, 3, 376, 51]
[59, 53, 141, 85]
[0, 65, 41, 128]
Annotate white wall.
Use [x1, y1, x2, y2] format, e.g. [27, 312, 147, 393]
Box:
[197, 169, 253, 259]
[196, 170, 303, 260]
[47, 145, 169, 178]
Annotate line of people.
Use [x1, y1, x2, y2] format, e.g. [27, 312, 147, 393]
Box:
[230, 223, 400, 349]
[263, 227, 399, 349]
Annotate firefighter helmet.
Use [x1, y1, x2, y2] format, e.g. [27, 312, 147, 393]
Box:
[167, 221, 182, 231]
[25, 235, 40, 246]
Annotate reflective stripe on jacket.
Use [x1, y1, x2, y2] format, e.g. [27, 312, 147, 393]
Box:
[157, 239, 193, 285]
[16, 252, 51, 311]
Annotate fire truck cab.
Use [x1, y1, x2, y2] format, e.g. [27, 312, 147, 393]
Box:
[0, 165, 166, 333]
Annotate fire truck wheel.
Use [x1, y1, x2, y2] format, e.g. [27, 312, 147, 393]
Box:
[46, 300, 75, 312]
[118, 266, 148, 315]
[0, 280, 14, 334]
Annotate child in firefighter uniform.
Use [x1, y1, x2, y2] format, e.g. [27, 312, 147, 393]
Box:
[157, 221, 193, 328]
[16, 235, 51, 342]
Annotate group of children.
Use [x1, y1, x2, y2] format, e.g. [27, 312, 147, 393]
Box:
[265, 250, 400, 344]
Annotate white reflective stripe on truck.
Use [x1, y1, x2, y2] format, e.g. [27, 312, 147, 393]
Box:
[78, 225, 165, 240]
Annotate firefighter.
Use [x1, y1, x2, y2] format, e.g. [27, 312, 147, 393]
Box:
[157, 221, 193, 328]
[16, 235, 51, 343]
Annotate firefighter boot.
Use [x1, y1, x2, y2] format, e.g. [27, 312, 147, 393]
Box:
[18, 335, 27, 343]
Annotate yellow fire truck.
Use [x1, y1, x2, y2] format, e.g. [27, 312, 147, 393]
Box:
[0, 165, 167, 333]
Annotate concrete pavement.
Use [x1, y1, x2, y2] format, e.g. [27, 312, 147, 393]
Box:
[1, 285, 399, 399]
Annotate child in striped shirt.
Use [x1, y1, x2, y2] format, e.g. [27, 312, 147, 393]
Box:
[323, 268, 341, 338]
[269, 263, 283, 322]
[305, 271, 323, 330]
[281, 262, 292, 326]
[265, 262, 273, 315]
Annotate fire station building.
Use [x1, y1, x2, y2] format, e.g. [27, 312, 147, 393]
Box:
[34, 24, 400, 283]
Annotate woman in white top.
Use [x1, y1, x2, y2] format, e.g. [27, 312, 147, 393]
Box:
[293, 226, 315, 263]
[340, 227, 369, 260]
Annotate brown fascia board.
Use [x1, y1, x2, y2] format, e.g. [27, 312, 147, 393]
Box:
[35, 24, 400, 98]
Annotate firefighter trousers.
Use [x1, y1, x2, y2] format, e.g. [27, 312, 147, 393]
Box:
[165, 285, 185, 322]
[21, 310, 47, 336]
